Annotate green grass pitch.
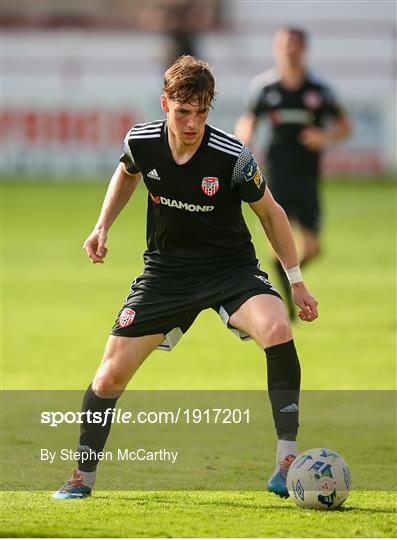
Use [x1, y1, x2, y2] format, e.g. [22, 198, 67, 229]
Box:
[2, 177, 396, 538]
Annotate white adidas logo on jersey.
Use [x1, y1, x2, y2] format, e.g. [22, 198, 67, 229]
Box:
[147, 169, 161, 181]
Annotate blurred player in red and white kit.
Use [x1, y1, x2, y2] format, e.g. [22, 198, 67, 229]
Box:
[235, 27, 351, 319]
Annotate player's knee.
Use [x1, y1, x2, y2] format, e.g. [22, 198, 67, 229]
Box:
[92, 362, 128, 397]
[92, 377, 125, 398]
[260, 319, 292, 348]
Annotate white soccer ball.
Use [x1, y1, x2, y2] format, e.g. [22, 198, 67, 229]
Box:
[287, 448, 351, 510]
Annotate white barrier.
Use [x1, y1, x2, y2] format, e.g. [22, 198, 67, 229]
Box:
[2, 20, 395, 176]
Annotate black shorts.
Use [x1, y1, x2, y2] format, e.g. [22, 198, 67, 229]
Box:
[111, 264, 281, 351]
[269, 176, 321, 233]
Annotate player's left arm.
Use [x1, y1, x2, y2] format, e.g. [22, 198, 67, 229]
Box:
[234, 145, 317, 320]
[249, 189, 319, 322]
[299, 111, 351, 151]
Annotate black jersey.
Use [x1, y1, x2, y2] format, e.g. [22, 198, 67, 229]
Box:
[120, 120, 266, 274]
[247, 69, 343, 179]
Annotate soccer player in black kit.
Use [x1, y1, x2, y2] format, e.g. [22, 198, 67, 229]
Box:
[235, 27, 351, 318]
[53, 55, 318, 500]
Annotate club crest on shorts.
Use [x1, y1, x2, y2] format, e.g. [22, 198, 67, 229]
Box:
[201, 177, 219, 197]
[118, 308, 136, 328]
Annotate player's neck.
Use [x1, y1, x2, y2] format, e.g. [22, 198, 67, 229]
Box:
[279, 64, 306, 90]
[167, 129, 205, 165]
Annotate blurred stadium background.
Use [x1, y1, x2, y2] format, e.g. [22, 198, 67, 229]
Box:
[2, 5, 396, 537]
[2, 0, 396, 177]
[2, 0, 396, 392]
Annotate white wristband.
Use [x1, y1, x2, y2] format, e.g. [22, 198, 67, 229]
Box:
[285, 265, 303, 285]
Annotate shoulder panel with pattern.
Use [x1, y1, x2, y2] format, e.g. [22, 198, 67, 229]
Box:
[231, 145, 266, 203]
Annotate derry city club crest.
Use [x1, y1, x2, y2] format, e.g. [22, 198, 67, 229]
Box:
[201, 177, 219, 197]
[118, 308, 136, 328]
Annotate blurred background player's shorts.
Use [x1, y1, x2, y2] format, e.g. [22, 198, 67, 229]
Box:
[269, 176, 321, 232]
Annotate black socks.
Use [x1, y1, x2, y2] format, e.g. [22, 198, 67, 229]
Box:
[77, 384, 120, 472]
[75, 341, 300, 471]
[265, 339, 301, 441]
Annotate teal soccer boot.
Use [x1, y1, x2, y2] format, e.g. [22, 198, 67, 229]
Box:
[267, 454, 296, 498]
[52, 470, 92, 500]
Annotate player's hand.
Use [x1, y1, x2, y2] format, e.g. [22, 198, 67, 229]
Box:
[299, 127, 328, 151]
[291, 282, 318, 322]
[83, 228, 108, 264]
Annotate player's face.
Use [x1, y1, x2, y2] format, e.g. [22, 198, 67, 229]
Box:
[273, 30, 305, 67]
[161, 96, 209, 147]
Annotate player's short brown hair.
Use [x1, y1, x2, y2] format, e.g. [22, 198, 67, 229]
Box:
[163, 55, 216, 110]
[282, 27, 308, 48]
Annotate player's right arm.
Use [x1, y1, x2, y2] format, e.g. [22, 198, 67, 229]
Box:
[234, 72, 272, 145]
[83, 163, 141, 264]
[234, 113, 258, 146]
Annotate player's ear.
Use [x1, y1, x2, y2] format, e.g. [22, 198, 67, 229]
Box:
[160, 95, 169, 113]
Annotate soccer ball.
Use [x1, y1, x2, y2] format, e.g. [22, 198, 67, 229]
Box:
[287, 448, 351, 510]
